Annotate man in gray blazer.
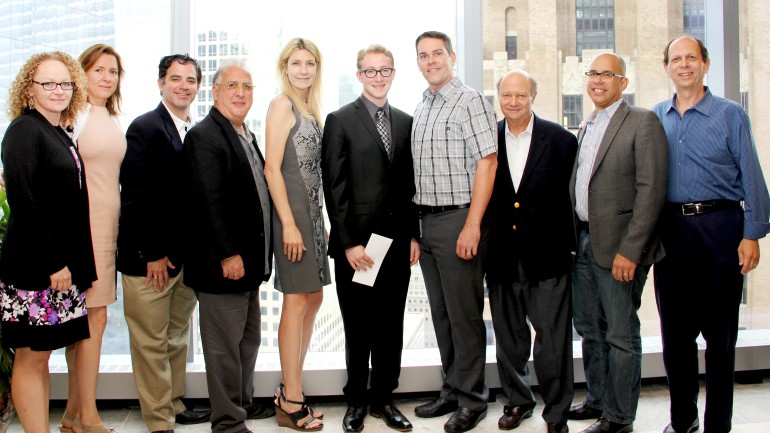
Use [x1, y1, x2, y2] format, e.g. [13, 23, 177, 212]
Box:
[567, 53, 668, 433]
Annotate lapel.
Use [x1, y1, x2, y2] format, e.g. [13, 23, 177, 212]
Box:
[353, 97, 390, 161]
[210, 107, 258, 189]
[496, 120, 516, 194]
[155, 103, 184, 151]
[591, 100, 629, 178]
[518, 115, 547, 191]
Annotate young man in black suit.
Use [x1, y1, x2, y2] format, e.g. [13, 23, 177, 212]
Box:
[322, 44, 420, 433]
[119, 54, 212, 432]
[485, 70, 577, 433]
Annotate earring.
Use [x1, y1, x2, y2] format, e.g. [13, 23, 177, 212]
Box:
[27, 98, 34, 109]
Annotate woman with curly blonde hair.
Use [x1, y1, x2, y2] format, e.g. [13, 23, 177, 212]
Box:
[58, 43, 127, 433]
[0, 51, 95, 433]
[265, 37, 328, 431]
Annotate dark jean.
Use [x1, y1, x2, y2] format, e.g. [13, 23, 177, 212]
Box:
[572, 230, 647, 424]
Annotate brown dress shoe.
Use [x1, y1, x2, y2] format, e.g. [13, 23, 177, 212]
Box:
[497, 405, 533, 430]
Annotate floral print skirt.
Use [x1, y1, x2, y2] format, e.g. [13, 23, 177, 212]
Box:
[0, 280, 89, 351]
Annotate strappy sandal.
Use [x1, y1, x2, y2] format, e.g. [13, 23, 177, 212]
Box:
[274, 387, 323, 431]
[58, 411, 78, 433]
[77, 422, 118, 433]
[278, 381, 324, 419]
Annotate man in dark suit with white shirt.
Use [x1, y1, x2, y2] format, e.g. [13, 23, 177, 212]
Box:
[486, 70, 576, 433]
[322, 44, 420, 433]
[119, 54, 211, 433]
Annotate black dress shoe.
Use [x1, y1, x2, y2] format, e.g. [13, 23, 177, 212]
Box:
[414, 397, 459, 418]
[152, 430, 174, 433]
[343, 405, 367, 432]
[370, 402, 413, 432]
[444, 406, 487, 433]
[547, 423, 569, 433]
[662, 418, 699, 433]
[568, 402, 602, 420]
[246, 400, 276, 419]
[497, 405, 533, 430]
[175, 409, 211, 424]
[579, 417, 633, 433]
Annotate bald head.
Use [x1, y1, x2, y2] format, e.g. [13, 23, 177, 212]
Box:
[496, 69, 537, 97]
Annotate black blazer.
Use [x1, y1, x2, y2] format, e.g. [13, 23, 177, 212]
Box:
[321, 97, 419, 258]
[486, 114, 577, 281]
[118, 102, 187, 277]
[0, 110, 96, 290]
[182, 106, 271, 293]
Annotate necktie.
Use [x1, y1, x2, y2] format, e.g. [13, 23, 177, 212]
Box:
[376, 109, 391, 158]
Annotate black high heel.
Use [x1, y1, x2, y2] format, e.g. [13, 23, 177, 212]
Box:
[274, 387, 323, 431]
[278, 381, 324, 419]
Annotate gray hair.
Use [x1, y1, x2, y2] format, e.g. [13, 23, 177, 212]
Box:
[212, 59, 250, 86]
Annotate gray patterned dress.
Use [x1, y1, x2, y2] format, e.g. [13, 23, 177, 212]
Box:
[272, 99, 331, 293]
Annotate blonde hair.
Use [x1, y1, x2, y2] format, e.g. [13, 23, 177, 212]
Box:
[277, 38, 323, 126]
[79, 43, 125, 116]
[356, 44, 395, 70]
[6, 51, 88, 127]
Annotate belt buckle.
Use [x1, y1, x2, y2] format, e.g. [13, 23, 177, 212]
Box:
[681, 203, 703, 216]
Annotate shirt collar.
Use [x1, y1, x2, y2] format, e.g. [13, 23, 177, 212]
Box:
[667, 86, 714, 116]
[161, 100, 192, 125]
[359, 94, 390, 119]
[505, 112, 534, 140]
[585, 98, 624, 124]
[422, 77, 462, 101]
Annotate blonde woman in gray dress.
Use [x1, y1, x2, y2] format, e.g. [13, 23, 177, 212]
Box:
[264, 38, 329, 431]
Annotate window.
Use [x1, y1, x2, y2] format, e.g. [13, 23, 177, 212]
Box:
[576, 0, 615, 56]
[622, 93, 635, 106]
[562, 95, 583, 129]
[684, 0, 706, 41]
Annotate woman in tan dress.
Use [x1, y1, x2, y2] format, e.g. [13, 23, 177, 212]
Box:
[59, 44, 126, 433]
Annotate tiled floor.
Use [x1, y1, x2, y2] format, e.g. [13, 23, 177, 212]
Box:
[7, 379, 770, 433]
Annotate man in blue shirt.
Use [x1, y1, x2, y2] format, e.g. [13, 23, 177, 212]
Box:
[653, 36, 770, 433]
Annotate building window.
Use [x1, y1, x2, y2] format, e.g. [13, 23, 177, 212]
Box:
[741, 91, 749, 112]
[684, 0, 705, 41]
[208, 45, 216, 56]
[576, 0, 615, 56]
[506, 35, 517, 60]
[562, 95, 583, 129]
[198, 45, 206, 57]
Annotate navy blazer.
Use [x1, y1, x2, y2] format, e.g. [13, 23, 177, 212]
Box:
[182, 106, 271, 293]
[118, 102, 188, 277]
[486, 114, 577, 281]
[0, 110, 96, 290]
[321, 97, 418, 259]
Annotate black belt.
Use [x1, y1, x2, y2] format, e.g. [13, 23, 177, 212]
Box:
[577, 220, 589, 234]
[665, 200, 742, 216]
[418, 203, 471, 215]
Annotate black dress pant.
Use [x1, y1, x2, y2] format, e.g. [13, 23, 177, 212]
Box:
[335, 236, 411, 406]
[487, 261, 574, 424]
[654, 207, 744, 433]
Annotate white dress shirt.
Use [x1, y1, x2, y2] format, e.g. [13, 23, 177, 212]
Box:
[504, 113, 534, 191]
[162, 101, 193, 141]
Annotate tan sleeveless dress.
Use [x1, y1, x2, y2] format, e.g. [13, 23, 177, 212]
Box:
[77, 105, 126, 307]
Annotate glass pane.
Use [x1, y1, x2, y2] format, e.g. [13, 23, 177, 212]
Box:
[191, 0, 456, 355]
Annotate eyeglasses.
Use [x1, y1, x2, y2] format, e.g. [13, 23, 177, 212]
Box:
[585, 71, 625, 80]
[33, 80, 75, 91]
[359, 68, 394, 78]
[218, 81, 254, 93]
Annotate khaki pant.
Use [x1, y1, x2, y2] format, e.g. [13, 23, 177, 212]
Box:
[123, 269, 197, 431]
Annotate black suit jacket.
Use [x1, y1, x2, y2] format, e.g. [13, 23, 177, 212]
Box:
[118, 102, 187, 277]
[0, 110, 96, 290]
[486, 114, 577, 281]
[321, 97, 418, 259]
[182, 106, 271, 293]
